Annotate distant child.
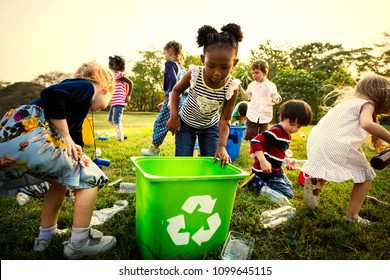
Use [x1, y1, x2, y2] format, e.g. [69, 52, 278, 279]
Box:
[249, 100, 312, 198]
[141, 41, 186, 156]
[166, 23, 244, 167]
[108, 55, 133, 141]
[0, 61, 117, 259]
[301, 74, 390, 225]
[239, 59, 281, 140]
[231, 100, 249, 126]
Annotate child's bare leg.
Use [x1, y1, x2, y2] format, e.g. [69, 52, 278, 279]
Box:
[72, 187, 97, 228]
[40, 178, 67, 228]
[347, 180, 371, 219]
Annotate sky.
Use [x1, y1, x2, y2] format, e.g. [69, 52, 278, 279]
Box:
[0, 0, 389, 83]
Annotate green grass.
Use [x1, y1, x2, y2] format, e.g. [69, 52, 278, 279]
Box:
[1, 111, 389, 260]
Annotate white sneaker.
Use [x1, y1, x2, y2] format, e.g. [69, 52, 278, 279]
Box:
[63, 228, 116, 259]
[141, 146, 160, 156]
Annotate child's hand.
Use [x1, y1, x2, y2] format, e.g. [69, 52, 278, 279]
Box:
[157, 102, 163, 110]
[213, 145, 232, 167]
[64, 136, 83, 161]
[272, 97, 282, 104]
[166, 117, 180, 135]
[285, 157, 296, 170]
[260, 160, 272, 173]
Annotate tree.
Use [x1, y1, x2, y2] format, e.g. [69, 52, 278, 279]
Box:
[250, 40, 291, 80]
[129, 49, 164, 112]
[184, 53, 202, 69]
[372, 32, 390, 76]
[273, 69, 324, 122]
[31, 71, 72, 87]
[0, 82, 44, 117]
[290, 42, 343, 74]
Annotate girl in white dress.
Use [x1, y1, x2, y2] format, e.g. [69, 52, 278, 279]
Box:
[301, 74, 390, 225]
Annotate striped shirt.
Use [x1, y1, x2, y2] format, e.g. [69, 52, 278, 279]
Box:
[179, 65, 240, 129]
[250, 123, 291, 178]
[111, 71, 128, 107]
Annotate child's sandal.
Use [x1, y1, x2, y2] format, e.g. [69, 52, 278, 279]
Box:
[344, 215, 370, 226]
[303, 177, 320, 210]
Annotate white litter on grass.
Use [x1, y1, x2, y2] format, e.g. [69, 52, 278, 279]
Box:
[90, 200, 129, 226]
[221, 231, 254, 260]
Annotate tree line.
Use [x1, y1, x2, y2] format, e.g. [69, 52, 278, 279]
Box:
[1, 32, 389, 123]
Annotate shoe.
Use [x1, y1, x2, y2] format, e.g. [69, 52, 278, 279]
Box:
[303, 177, 320, 210]
[63, 228, 116, 260]
[344, 215, 370, 226]
[33, 238, 51, 253]
[123, 136, 128, 140]
[141, 146, 160, 156]
[33, 228, 69, 253]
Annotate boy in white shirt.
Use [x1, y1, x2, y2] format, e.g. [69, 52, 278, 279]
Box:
[239, 59, 281, 140]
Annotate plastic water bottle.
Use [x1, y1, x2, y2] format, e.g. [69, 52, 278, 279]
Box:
[262, 215, 295, 228]
[95, 148, 102, 157]
[260, 205, 296, 228]
[370, 149, 390, 170]
[16, 192, 31, 206]
[260, 185, 292, 206]
[261, 205, 296, 219]
[119, 182, 136, 193]
[294, 159, 307, 169]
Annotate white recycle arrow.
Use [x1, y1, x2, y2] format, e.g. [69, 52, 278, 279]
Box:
[166, 214, 190, 245]
[181, 195, 216, 214]
[192, 213, 221, 246]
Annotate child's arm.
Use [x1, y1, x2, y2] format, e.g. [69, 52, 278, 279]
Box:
[214, 90, 238, 166]
[253, 150, 272, 173]
[166, 70, 191, 134]
[360, 103, 390, 144]
[270, 84, 282, 104]
[120, 76, 133, 103]
[239, 84, 251, 100]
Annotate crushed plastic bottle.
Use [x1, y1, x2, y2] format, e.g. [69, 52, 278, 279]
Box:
[119, 182, 136, 193]
[260, 185, 292, 206]
[260, 205, 296, 228]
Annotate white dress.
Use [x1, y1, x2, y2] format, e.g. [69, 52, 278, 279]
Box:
[301, 98, 376, 183]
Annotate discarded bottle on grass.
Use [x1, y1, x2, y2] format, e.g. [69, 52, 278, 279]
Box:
[119, 182, 136, 193]
[16, 192, 31, 206]
[370, 149, 390, 170]
[260, 205, 296, 228]
[260, 185, 292, 206]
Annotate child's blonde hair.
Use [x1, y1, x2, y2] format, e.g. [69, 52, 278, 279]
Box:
[75, 61, 115, 94]
[324, 74, 390, 152]
[164, 41, 184, 65]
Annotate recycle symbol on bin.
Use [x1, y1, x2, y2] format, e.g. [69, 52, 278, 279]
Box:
[166, 195, 221, 246]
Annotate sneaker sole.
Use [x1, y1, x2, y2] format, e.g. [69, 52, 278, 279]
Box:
[64, 237, 117, 260]
[303, 178, 318, 210]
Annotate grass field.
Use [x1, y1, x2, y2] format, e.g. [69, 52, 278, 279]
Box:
[0, 111, 389, 260]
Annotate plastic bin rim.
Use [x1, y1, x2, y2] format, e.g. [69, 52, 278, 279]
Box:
[130, 156, 249, 182]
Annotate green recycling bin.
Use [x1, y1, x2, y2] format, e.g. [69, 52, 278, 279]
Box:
[130, 156, 249, 260]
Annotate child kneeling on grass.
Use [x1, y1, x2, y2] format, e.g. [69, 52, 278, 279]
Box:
[248, 100, 312, 199]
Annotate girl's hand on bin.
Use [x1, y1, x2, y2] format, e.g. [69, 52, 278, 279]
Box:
[214, 146, 232, 167]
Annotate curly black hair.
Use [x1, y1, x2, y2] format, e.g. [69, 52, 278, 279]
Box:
[196, 23, 243, 54]
[108, 55, 126, 72]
